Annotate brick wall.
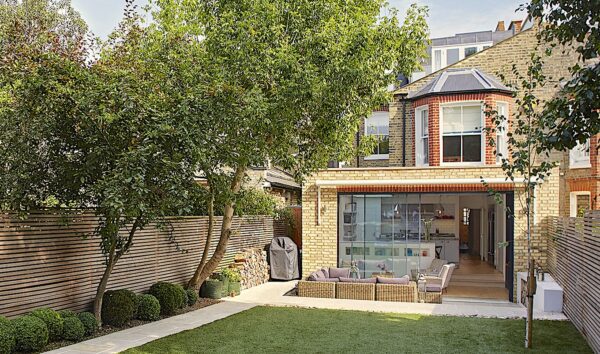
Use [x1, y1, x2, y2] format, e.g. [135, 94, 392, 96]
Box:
[301, 165, 560, 301]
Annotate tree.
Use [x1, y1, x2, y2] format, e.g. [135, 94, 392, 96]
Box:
[524, 0, 600, 150]
[139, 0, 429, 290]
[484, 52, 556, 348]
[0, 0, 200, 322]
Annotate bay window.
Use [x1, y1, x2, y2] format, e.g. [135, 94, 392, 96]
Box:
[496, 102, 509, 163]
[365, 112, 389, 159]
[415, 107, 429, 165]
[442, 104, 483, 163]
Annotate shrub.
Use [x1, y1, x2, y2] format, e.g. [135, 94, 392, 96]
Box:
[185, 289, 199, 306]
[58, 309, 77, 319]
[101, 290, 136, 327]
[77, 312, 98, 336]
[121, 289, 139, 318]
[174, 284, 187, 309]
[12, 315, 48, 352]
[149, 282, 184, 315]
[0, 316, 15, 354]
[62, 317, 85, 342]
[30, 308, 63, 341]
[136, 295, 160, 321]
[221, 267, 242, 282]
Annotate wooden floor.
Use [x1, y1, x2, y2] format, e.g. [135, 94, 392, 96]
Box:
[446, 254, 509, 300]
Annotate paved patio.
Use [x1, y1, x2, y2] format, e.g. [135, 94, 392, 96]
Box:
[44, 281, 566, 353]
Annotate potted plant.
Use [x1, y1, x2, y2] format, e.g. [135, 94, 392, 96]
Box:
[221, 267, 242, 296]
[200, 273, 223, 299]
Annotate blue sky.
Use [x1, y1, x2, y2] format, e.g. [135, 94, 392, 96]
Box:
[72, 0, 526, 40]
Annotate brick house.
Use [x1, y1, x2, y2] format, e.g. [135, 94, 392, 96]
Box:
[301, 23, 597, 302]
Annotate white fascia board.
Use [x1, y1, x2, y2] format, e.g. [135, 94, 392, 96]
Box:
[316, 178, 514, 187]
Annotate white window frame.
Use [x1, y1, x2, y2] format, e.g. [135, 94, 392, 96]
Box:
[569, 140, 591, 169]
[415, 105, 429, 166]
[570, 191, 591, 217]
[439, 101, 485, 166]
[496, 101, 509, 164]
[364, 111, 389, 160]
[430, 42, 493, 72]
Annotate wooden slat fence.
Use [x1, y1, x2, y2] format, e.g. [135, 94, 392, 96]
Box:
[0, 210, 280, 318]
[546, 211, 600, 353]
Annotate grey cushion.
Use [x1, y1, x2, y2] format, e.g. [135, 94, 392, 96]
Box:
[308, 272, 318, 281]
[320, 278, 340, 282]
[377, 275, 410, 284]
[329, 267, 350, 278]
[314, 269, 326, 279]
[339, 277, 376, 283]
[426, 285, 442, 292]
[321, 268, 330, 278]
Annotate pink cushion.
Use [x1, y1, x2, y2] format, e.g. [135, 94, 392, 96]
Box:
[339, 277, 376, 283]
[329, 267, 350, 278]
[377, 275, 410, 284]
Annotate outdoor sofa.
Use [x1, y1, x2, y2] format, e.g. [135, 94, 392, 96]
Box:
[298, 267, 417, 302]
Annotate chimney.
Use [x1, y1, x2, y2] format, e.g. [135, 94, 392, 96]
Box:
[495, 21, 505, 32]
[508, 20, 522, 34]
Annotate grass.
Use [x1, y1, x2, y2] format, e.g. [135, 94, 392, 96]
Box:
[123, 306, 591, 354]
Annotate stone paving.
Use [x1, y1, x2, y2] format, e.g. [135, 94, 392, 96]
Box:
[44, 281, 567, 353]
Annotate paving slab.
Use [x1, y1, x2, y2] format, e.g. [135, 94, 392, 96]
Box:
[43, 301, 256, 354]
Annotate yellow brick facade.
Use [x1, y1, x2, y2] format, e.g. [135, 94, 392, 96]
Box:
[301, 166, 560, 301]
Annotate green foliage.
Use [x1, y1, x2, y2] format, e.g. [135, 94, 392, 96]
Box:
[12, 315, 49, 352]
[62, 317, 85, 342]
[30, 308, 63, 341]
[120, 289, 139, 318]
[149, 282, 184, 315]
[102, 290, 136, 327]
[77, 312, 98, 336]
[0, 316, 15, 354]
[58, 310, 77, 319]
[185, 289, 199, 306]
[524, 0, 600, 150]
[136, 295, 161, 321]
[174, 285, 187, 309]
[221, 267, 242, 283]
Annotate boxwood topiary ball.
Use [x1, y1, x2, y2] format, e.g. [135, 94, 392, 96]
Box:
[0, 316, 16, 354]
[101, 290, 136, 327]
[77, 312, 98, 336]
[137, 294, 161, 321]
[12, 315, 49, 352]
[30, 308, 63, 341]
[62, 317, 85, 342]
[174, 284, 187, 309]
[58, 309, 77, 319]
[149, 282, 183, 315]
[185, 289, 199, 306]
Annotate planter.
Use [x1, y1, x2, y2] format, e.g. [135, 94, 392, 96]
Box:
[228, 281, 241, 296]
[220, 277, 229, 297]
[200, 279, 222, 299]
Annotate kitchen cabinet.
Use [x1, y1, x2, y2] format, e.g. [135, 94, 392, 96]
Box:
[434, 239, 459, 263]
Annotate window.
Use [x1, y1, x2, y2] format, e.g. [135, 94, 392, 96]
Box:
[464, 47, 477, 57]
[496, 102, 509, 164]
[569, 140, 591, 168]
[462, 208, 470, 225]
[447, 48, 459, 66]
[569, 192, 591, 217]
[364, 112, 389, 159]
[415, 107, 429, 165]
[434, 49, 442, 71]
[441, 104, 483, 163]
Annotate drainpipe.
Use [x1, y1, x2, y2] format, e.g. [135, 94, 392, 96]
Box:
[401, 97, 407, 166]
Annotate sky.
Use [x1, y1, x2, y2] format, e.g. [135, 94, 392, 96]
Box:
[71, 0, 526, 40]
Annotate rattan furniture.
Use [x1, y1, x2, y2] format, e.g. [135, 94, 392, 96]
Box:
[418, 291, 442, 304]
[335, 282, 376, 300]
[375, 282, 418, 302]
[298, 280, 336, 298]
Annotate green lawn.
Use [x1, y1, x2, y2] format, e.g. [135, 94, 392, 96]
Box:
[123, 306, 591, 354]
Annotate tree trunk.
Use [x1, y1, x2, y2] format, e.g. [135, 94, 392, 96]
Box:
[188, 191, 215, 290]
[93, 241, 116, 323]
[191, 166, 245, 290]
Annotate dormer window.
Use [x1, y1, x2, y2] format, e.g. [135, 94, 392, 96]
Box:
[441, 103, 483, 163]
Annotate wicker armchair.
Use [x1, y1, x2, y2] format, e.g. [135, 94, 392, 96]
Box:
[375, 281, 418, 302]
[335, 282, 376, 300]
[298, 280, 336, 298]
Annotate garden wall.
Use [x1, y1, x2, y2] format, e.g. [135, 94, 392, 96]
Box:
[547, 211, 600, 353]
[0, 210, 286, 318]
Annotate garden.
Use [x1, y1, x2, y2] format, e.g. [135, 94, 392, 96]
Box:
[0, 267, 242, 354]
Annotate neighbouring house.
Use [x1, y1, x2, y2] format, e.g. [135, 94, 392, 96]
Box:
[246, 162, 301, 206]
[301, 21, 597, 302]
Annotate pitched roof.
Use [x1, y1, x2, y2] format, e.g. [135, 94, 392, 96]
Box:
[406, 68, 512, 100]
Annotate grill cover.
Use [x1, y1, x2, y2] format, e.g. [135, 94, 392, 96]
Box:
[269, 237, 299, 280]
